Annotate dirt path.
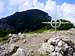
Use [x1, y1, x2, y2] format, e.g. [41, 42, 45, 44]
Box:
[12, 29, 75, 53]
[13, 32, 54, 52]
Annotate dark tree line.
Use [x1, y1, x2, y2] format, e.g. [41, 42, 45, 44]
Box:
[0, 9, 74, 37]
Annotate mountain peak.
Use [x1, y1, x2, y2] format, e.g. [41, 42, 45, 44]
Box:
[0, 9, 51, 33]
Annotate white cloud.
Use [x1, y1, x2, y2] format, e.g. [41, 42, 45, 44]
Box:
[0, 0, 75, 25]
[0, 1, 5, 13]
[60, 3, 75, 24]
[44, 1, 75, 25]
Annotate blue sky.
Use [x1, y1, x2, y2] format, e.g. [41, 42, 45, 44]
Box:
[0, 0, 75, 25]
[38, 0, 75, 4]
[38, 0, 47, 4]
[56, 0, 75, 4]
[53, 0, 75, 4]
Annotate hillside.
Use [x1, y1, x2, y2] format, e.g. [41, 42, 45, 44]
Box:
[0, 28, 75, 56]
[0, 9, 51, 33]
[0, 9, 74, 38]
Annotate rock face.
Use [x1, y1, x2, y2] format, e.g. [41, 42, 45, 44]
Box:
[0, 29, 75, 56]
[0, 33, 27, 56]
[9, 33, 25, 43]
[0, 43, 19, 56]
[12, 48, 26, 56]
[39, 37, 75, 56]
[0, 43, 29, 56]
[0, 44, 9, 56]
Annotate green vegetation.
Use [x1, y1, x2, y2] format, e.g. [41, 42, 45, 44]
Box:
[0, 18, 74, 43]
[28, 26, 54, 33]
[0, 36, 9, 44]
[0, 9, 74, 43]
[29, 19, 74, 33]
[58, 19, 74, 30]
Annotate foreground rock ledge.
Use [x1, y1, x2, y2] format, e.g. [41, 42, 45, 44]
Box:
[0, 30, 75, 56]
[0, 33, 28, 56]
[39, 37, 75, 56]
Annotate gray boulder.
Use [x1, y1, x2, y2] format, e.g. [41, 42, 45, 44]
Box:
[12, 48, 26, 56]
[39, 37, 75, 56]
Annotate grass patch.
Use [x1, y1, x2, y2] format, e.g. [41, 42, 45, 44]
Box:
[27, 28, 55, 34]
[0, 36, 9, 43]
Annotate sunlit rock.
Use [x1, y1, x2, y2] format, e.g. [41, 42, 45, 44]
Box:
[18, 32, 22, 36]
[18, 33, 25, 39]
[55, 46, 61, 52]
[56, 52, 63, 56]
[49, 51, 57, 56]
[22, 39, 27, 43]
[9, 35, 19, 43]
[8, 33, 12, 37]
[57, 40, 65, 47]
[39, 37, 75, 56]
[12, 48, 26, 56]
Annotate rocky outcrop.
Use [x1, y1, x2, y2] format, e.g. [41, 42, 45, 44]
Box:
[0, 33, 27, 56]
[12, 48, 27, 56]
[0, 43, 19, 56]
[0, 43, 30, 56]
[39, 37, 75, 56]
[0, 29, 75, 56]
[0, 43, 9, 56]
[8, 33, 25, 43]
